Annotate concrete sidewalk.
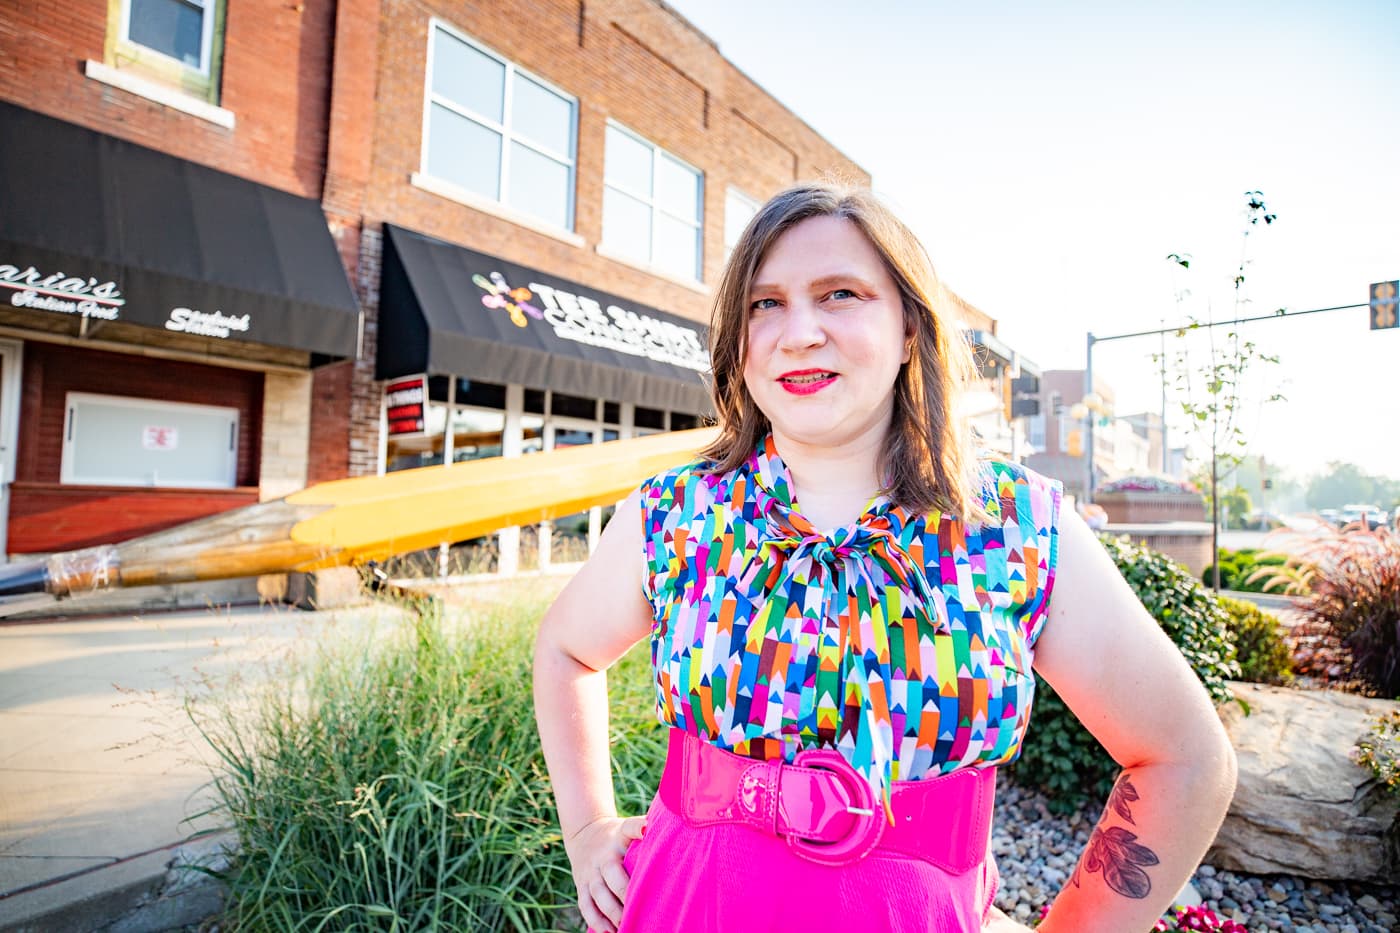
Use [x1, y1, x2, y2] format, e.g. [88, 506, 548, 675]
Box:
[0, 601, 410, 932]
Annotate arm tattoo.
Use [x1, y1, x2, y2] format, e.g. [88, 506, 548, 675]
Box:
[1069, 773, 1161, 899]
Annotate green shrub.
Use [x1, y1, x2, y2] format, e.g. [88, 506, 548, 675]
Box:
[1203, 548, 1290, 594]
[1218, 596, 1294, 685]
[1009, 535, 1238, 811]
[1202, 562, 1237, 590]
[193, 592, 665, 931]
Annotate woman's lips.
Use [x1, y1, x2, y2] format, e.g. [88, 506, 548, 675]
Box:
[778, 370, 837, 395]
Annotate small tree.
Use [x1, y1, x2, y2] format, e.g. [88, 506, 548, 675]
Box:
[1167, 191, 1283, 590]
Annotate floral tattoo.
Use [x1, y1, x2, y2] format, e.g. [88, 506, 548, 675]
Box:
[1070, 774, 1160, 899]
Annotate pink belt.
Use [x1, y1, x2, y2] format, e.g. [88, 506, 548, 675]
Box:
[658, 728, 996, 872]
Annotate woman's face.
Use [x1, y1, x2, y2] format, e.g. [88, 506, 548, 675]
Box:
[743, 215, 911, 451]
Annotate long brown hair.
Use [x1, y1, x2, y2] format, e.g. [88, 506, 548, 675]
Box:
[700, 182, 984, 521]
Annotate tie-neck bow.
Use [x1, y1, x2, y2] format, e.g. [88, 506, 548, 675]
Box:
[746, 437, 947, 819]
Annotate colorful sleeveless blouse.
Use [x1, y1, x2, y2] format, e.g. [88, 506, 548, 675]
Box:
[639, 434, 1062, 814]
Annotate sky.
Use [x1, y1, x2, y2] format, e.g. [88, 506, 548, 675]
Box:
[667, 0, 1400, 482]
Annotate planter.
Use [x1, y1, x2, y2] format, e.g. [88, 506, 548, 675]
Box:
[1096, 490, 1206, 524]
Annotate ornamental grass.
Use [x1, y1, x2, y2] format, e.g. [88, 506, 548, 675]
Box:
[1252, 525, 1400, 697]
[190, 591, 666, 931]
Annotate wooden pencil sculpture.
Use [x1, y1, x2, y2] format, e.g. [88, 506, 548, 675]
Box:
[0, 427, 717, 610]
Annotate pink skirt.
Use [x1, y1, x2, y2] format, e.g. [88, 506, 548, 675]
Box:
[605, 788, 1000, 932]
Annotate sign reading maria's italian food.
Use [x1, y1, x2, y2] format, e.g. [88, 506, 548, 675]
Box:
[0, 263, 124, 319]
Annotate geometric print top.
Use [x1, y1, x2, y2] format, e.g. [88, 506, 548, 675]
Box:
[639, 433, 1062, 816]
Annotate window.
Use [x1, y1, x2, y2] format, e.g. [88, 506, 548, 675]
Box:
[424, 23, 577, 231]
[93, 0, 227, 116]
[61, 393, 237, 488]
[124, 0, 215, 71]
[634, 406, 667, 431]
[724, 187, 761, 258]
[1027, 414, 1046, 450]
[603, 123, 703, 281]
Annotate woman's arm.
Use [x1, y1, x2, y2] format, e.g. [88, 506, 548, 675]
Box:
[1032, 510, 1238, 933]
[533, 489, 657, 933]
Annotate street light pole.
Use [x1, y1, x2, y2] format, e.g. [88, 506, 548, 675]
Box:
[1085, 331, 1096, 501]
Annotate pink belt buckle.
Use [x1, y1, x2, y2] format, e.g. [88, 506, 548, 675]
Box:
[783, 747, 884, 865]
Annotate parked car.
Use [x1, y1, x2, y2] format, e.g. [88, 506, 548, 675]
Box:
[1339, 504, 1389, 530]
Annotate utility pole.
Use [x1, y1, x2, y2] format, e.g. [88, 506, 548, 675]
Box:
[1085, 332, 1096, 501]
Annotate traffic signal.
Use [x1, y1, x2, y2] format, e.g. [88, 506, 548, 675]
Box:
[1067, 429, 1083, 458]
[1372, 281, 1399, 330]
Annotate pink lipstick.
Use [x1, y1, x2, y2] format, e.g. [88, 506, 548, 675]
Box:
[778, 369, 837, 395]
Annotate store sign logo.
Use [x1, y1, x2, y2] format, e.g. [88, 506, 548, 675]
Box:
[471, 269, 708, 372]
[0, 263, 124, 320]
[165, 307, 252, 339]
[473, 272, 542, 327]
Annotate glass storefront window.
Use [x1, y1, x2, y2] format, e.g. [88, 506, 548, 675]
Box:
[635, 406, 665, 430]
[450, 408, 505, 461]
[551, 392, 596, 420]
[386, 405, 504, 470]
[523, 414, 544, 454]
[458, 378, 506, 409]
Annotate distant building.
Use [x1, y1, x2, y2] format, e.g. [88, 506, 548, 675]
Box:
[1024, 369, 1162, 500]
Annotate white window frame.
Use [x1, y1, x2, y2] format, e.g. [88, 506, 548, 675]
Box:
[60, 392, 238, 489]
[724, 186, 761, 257]
[421, 19, 579, 232]
[120, 0, 216, 76]
[602, 120, 704, 281]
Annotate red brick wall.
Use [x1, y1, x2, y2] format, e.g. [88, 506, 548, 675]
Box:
[307, 359, 353, 483]
[10, 343, 265, 553]
[0, 0, 338, 199]
[16, 343, 264, 485]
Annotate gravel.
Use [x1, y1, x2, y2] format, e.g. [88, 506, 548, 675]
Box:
[991, 780, 1398, 932]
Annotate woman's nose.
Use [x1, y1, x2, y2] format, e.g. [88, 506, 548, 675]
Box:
[777, 299, 826, 352]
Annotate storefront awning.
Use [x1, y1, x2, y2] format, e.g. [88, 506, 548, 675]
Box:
[378, 224, 711, 414]
[0, 102, 359, 359]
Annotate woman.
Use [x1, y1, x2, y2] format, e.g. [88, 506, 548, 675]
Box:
[534, 183, 1236, 932]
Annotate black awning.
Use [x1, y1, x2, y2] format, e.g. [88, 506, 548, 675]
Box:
[0, 101, 359, 359]
[378, 224, 712, 414]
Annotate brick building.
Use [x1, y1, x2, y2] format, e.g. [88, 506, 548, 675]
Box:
[340, 0, 870, 573]
[0, 0, 361, 557]
[3, 0, 1027, 581]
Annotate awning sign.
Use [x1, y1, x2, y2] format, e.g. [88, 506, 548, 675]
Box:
[385, 375, 428, 438]
[471, 270, 708, 372]
[0, 263, 124, 319]
[377, 225, 713, 414]
[0, 101, 361, 359]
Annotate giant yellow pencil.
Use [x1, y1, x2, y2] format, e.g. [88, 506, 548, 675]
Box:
[0, 427, 718, 605]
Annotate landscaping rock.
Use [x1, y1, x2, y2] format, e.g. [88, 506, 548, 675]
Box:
[1211, 683, 1399, 883]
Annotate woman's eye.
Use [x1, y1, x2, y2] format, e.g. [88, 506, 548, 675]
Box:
[829, 288, 858, 301]
[749, 297, 780, 312]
